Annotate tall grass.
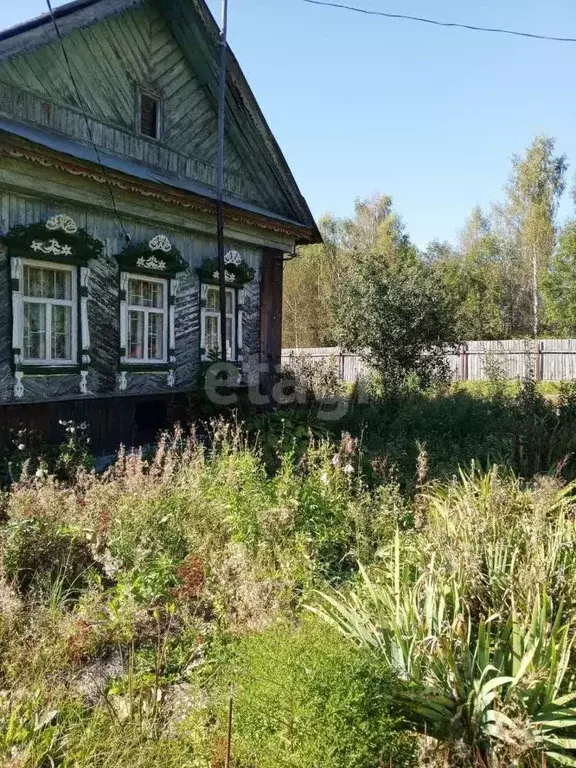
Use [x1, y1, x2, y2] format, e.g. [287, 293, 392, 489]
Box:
[0, 424, 575, 766]
[314, 470, 576, 766]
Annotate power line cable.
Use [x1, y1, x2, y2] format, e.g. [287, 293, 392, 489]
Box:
[303, 0, 576, 43]
[45, 0, 131, 241]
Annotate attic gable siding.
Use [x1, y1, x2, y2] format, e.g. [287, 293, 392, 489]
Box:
[0, 2, 289, 215]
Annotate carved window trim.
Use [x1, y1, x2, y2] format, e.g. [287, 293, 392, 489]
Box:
[19, 258, 78, 366]
[10, 256, 91, 398]
[118, 271, 178, 389]
[200, 284, 244, 364]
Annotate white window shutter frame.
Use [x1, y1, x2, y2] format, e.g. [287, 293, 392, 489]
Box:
[169, 277, 177, 364]
[237, 288, 245, 363]
[80, 266, 91, 365]
[200, 283, 209, 361]
[11, 257, 24, 398]
[119, 271, 129, 364]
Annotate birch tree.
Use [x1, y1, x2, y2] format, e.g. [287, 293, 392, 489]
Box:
[503, 136, 567, 337]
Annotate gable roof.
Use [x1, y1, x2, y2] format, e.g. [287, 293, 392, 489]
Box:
[0, 0, 321, 244]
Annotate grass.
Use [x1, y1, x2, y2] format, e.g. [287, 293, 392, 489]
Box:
[453, 380, 562, 397]
[0, 393, 575, 766]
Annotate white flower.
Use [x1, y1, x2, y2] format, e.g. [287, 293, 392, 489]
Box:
[17, 444, 25, 451]
[80, 422, 89, 431]
[35, 468, 47, 479]
[343, 463, 354, 475]
[331, 454, 340, 466]
[320, 472, 329, 485]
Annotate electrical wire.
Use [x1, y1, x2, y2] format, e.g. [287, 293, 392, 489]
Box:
[45, 0, 131, 241]
[303, 0, 576, 43]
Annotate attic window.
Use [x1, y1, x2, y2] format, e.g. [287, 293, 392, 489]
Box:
[139, 92, 160, 139]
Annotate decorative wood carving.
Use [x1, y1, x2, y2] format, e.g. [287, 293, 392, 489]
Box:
[79, 370, 88, 395]
[80, 266, 91, 364]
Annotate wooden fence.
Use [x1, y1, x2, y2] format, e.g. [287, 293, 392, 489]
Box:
[281, 340, 576, 382]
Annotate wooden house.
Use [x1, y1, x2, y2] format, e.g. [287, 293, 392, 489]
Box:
[0, 0, 319, 451]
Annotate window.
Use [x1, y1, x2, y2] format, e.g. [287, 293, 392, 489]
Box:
[202, 285, 236, 360]
[125, 275, 168, 363]
[21, 261, 77, 365]
[139, 92, 160, 139]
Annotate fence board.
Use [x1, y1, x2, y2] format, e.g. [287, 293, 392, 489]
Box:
[281, 340, 576, 383]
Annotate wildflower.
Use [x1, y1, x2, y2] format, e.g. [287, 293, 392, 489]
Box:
[35, 467, 47, 480]
[17, 444, 25, 451]
[80, 422, 89, 431]
[331, 454, 340, 467]
[343, 463, 354, 475]
[340, 432, 357, 456]
[320, 471, 329, 485]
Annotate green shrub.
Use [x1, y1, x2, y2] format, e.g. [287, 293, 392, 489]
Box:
[2, 519, 97, 596]
[314, 471, 576, 766]
[207, 617, 416, 768]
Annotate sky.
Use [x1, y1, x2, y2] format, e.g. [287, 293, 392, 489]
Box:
[2, 0, 576, 248]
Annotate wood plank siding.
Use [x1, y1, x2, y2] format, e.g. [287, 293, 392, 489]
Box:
[0, 190, 264, 406]
[0, 0, 319, 449]
[260, 248, 284, 370]
[0, 4, 267, 208]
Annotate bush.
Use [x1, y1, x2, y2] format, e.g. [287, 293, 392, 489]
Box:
[207, 617, 416, 768]
[2, 518, 97, 596]
[315, 471, 576, 766]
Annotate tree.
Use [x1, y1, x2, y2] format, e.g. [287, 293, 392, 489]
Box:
[503, 136, 567, 336]
[283, 213, 350, 348]
[282, 194, 410, 348]
[347, 193, 407, 258]
[334, 251, 457, 389]
[544, 220, 576, 335]
[432, 207, 514, 340]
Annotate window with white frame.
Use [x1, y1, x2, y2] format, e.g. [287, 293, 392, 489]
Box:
[21, 260, 77, 365]
[202, 285, 236, 360]
[125, 274, 168, 363]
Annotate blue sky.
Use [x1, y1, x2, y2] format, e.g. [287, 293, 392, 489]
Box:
[3, 0, 576, 248]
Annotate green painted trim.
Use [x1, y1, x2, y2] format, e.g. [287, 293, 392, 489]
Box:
[197, 257, 254, 287]
[1, 221, 104, 264]
[200, 277, 246, 290]
[115, 242, 187, 277]
[17, 365, 81, 375]
[119, 363, 171, 373]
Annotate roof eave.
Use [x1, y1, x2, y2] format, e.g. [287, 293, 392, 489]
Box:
[0, 127, 319, 244]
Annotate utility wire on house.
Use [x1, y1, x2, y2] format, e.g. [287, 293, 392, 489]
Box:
[45, 0, 131, 242]
[216, 0, 229, 364]
[303, 0, 576, 43]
